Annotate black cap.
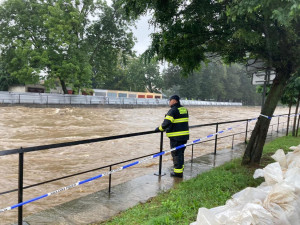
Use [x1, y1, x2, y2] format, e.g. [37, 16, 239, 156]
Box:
[169, 95, 180, 101]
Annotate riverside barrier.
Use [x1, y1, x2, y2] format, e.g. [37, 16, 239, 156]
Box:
[0, 91, 242, 106]
[0, 113, 297, 225]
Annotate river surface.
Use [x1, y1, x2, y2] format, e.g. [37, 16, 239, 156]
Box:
[0, 105, 290, 224]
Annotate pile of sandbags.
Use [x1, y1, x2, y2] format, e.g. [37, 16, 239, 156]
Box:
[191, 144, 300, 225]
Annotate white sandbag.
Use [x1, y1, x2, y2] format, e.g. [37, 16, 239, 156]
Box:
[215, 204, 247, 224]
[238, 203, 274, 225]
[242, 203, 274, 225]
[284, 168, 300, 194]
[271, 149, 287, 169]
[286, 151, 300, 169]
[264, 183, 295, 213]
[190, 207, 221, 225]
[288, 197, 300, 225]
[192, 188, 272, 225]
[191, 147, 300, 225]
[264, 202, 291, 225]
[216, 202, 273, 225]
[289, 145, 300, 151]
[228, 187, 269, 206]
[253, 169, 264, 179]
[255, 162, 283, 186]
[263, 183, 296, 225]
[191, 203, 273, 225]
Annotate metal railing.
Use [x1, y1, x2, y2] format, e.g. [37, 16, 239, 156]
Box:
[0, 91, 242, 106]
[0, 114, 291, 224]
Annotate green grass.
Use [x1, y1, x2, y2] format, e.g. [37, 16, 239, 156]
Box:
[98, 136, 300, 225]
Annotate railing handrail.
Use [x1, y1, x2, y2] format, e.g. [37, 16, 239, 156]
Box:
[0, 121, 240, 156]
[0, 130, 155, 156]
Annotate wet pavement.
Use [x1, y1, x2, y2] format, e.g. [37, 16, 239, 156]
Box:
[23, 143, 246, 225]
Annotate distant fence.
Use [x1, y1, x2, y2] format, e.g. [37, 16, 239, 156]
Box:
[0, 91, 242, 106]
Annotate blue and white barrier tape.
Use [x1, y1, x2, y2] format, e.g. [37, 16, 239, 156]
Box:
[0, 113, 298, 213]
[260, 113, 300, 120]
[260, 114, 273, 120]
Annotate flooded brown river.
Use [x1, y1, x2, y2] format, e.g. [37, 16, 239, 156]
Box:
[0, 105, 290, 224]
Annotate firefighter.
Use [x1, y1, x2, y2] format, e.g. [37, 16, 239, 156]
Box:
[155, 95, 189, 177]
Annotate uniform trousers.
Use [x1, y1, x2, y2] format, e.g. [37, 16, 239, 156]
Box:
[170, 139, 187, 170]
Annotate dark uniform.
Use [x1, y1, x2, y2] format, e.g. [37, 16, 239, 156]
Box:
[156, 95, 189, 177]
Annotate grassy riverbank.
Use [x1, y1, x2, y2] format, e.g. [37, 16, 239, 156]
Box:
[100, 136, 300, 225]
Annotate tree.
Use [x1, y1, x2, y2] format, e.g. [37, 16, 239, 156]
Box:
[282, 74, 300, 136]
[0, 0, 47, 85]
[126, 57, 162, 92]
[295, 77, 300, 136]
[161, 62, 260, 104]
[280, 74, 300, 136]
[89, 1, 135, 89]
[0, 57, 21, 91]
[119, 0, 300, 165]
[0, 0, 134, 94]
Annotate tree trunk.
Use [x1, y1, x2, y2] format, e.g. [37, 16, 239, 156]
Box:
[286, 101, 292, 136]
[297, 111, 300, 137]
[296, 95, 300, 137]
[60, 79, 68, 94]
[242, 72, 289, 166]
[292, 94, 300, 136]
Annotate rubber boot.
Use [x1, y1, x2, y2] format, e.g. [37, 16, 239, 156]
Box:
[170, 171, 183, 178]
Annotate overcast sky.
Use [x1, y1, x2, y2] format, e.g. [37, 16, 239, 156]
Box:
[106, 0, 154, 55]
[131, 15, 154, 55]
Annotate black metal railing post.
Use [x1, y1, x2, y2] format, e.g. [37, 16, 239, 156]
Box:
[159, 132, 163, 175]
[108, 165, 112, 193]
[18, 148, 24, 225]
[286, 115, 290, 136]
[271, 125, 273, 136]
[277, 117, 280, 133]
[155, 132, 166, 176]
[245, 121, 248, 143]
[191, 145, 194, 163]
[214, 123, 218, 155]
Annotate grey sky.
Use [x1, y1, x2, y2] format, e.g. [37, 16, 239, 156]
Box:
[105, 0, 154, 55]
[131, 15, 154, 55]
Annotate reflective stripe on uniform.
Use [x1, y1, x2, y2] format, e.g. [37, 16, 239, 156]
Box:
[166, 130, 189, 137]
[159, 126, 164, 131]
[165, 115, 174, 122]
[178, 107, 188, 115]
[174, 168, 183, 173]
[173, 118, 189, 123]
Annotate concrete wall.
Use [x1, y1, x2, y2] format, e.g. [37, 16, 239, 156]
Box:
[0, 91, 243, 107]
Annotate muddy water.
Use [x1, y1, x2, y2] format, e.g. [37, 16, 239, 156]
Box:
[0, 106, 289, 224]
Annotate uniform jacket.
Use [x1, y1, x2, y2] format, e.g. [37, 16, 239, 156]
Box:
[159, 102, 189, 141]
